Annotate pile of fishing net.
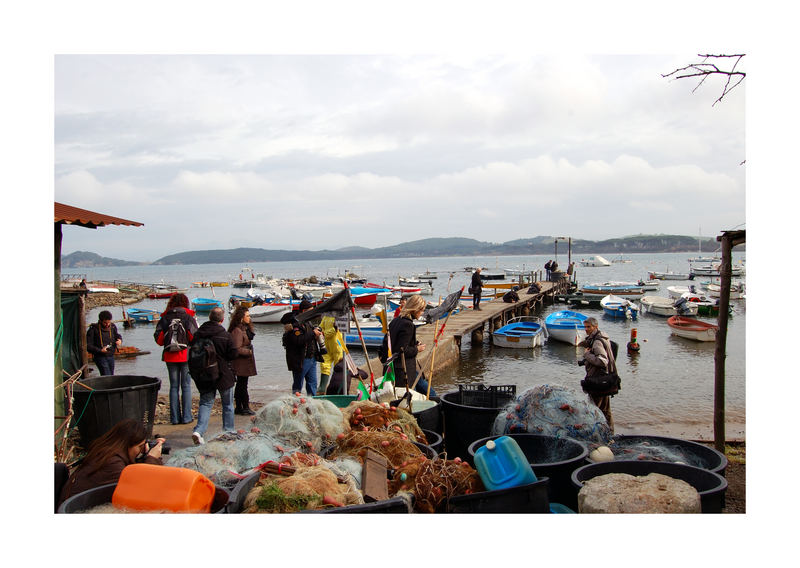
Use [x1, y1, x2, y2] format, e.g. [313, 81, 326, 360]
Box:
[491, 384, 613, 444]
[389, 457, 484, 513]
[240, 453, 365, 513]
[340, 400, 426, 443]
[166, 430, 300, 487]
[328, 429, 427, 469]
[252, 394, 350, 454]
[606, 438, 712, 467]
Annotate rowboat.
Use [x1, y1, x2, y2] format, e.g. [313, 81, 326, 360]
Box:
[578, 255, 611, 267]
[249, 303, 293, 323]
[124, 308, 160, 323]
[639, 295, 678, 317]
[580, 283, 644, 300]
[191, 298, 224, 313]
[666, 285, 699, 300]
[648, 271, 691, 280]
[704, 282, 745, 300]
[600, 295, 638, 320]
[88, 286, 120, 294]
[544, 310, 588, 345]
[690, 263, 745, 277]
[636, 279, 660, 291]
[667, 316, 719, 342]
[228, 294, 255, 311]
[492, 316, 547, 348]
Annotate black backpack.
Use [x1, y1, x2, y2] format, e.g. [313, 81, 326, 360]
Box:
[162, 317, 189, 352]
[188, 337, 219, 391]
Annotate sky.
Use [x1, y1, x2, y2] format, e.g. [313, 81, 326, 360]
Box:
[54, 51, 746, 262]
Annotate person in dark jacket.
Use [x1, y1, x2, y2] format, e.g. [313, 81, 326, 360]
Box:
[229, 305, 257, 415]
[281, 300, 323, 395]
[470, 268, 483, 311]
[86, 310, 122, 376]
[579, 317, 615, 432]
[383, 295, 436, 396]
[190, 307, 238, 445]
[58, 418, 164, 507]
[153, 293, 199, 424]
[502, 286, 520, 303]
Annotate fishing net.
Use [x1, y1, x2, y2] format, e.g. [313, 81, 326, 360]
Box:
[491, 384, 613, 444]
[389, 457, 484, 513]
[328, 430, 426, 469]
[606, 438, 713, 468]
[252, 394, 350, 454]
[340, 400, 425, 442]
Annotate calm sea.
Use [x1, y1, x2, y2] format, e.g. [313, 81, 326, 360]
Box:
[73, 252, 746, 433]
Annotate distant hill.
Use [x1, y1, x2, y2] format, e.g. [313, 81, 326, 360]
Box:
[149, 234, 742, 265]
[61, 251, 145, 268]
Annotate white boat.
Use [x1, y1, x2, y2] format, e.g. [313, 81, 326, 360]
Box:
[600, 295, 639, 320]
[666, 285, 701, 300]
[667, 316, 718, 342]
[611, 254, 632, 264]
[544, 310, 588, 345]
[690, 263, 745, 277]
[639, 295, 678, 317]
[580, 283, 644, 300]
[492, 317, 547, 349]
[648, 270, 691, 280]
[704, 282, 745, 300]
[636, 279, 660, 292]
[249, 303, 294, 323]
[398, 277, 433, 293]
[579, 255, 611, 267]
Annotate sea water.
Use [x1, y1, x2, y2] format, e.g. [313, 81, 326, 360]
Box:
[72, 252, 746, 433]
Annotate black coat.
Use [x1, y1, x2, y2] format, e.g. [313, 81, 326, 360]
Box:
[471, 271, 483, 293]
[385, 315, 420, 387]
[86, 322, 122, 357]
[192, 321, 238, 391]
[283, 321, 317, 373]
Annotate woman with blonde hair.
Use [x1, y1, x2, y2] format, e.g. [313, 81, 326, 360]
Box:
[382, 295, 436, 396]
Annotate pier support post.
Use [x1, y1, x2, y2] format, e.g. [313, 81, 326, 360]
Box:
[471, 328, 484, 345]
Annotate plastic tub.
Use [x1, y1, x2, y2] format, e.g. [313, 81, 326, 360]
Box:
[445, 477, 550, 513]
[571, 461, 728, 513]
[468, 434, 589, 511]
[71, 375, 161, 448]
[113, 464, 217, 513]
[227, 470, 412, 514]
[58, 482, 229, 513]
[412, 397, 442, 434]
[473, 436, 537, 491]
[312, 394, 357, 408]
[441, 385, 516, 462]
[421, 429, 443, 455]
[607, 435, 728, 476]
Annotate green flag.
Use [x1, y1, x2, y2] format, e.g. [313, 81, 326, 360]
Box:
[357, 378, 371, 401]
[378, 360, 395, 389]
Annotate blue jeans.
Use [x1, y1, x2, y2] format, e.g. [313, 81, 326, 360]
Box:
[195, 386, 235, 437]
[95, 355, 114, 376]
[473, 293, 481, 309]
[291, 358, 318, 395]
[166, 362, 193, 424]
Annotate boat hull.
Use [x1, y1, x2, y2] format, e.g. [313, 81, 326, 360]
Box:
[249, 304, 293, 323]
[667, 316, 718, 342]
[492, 319, 546, 349]
[544, 311, 588, 345]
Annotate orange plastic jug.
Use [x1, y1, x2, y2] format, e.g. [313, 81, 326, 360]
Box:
[112, 464, 216, 513]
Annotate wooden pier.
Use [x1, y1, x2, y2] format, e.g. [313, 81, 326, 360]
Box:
[356, 278, 573, 387]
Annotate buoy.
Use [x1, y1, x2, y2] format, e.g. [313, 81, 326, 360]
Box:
[627, 328, 640, 353]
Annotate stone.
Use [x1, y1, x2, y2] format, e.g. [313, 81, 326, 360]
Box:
[578, 472, 701, 513]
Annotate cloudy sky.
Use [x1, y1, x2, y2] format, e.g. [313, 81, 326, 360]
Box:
[54, 53, 746, 262]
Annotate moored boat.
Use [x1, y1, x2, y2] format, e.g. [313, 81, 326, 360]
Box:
[492, 316, 547, 348]
[580, 282, 644, 300]
[639, 295, 678, 317]
[248, 303, 293, 323]
[667, 316, 719, 342]
[704, 282, 745, 300]
[191, 297, 224, 313]
[544, 310, 588, 345]
[124, 308, 160, 323]
[648, 270, 691, 280]
[600, 295, 639, 320]
[578, 255, 611, 267]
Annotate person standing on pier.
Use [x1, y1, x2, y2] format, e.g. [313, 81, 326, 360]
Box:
[579, 317, 615, 432]
[87, 310, 122, 376]
[470, 267, 483, 310]
[154, 293, 199, 425]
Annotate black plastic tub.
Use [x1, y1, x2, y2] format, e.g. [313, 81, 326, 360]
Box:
[227, 470, 412, 514]
[571, 461, 728, 513]
[57, 482, 229, 513]
[71, 375, 161, 448]
[390, 397, 443, 434]
[607, 435, 728, 476]
[445, 476, 550, 513]
[440, 385, 516, 461]
[468, 434, 588, 511]
[421, 429, 443, 455]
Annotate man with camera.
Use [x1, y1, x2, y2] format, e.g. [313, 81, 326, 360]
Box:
[281, 299, 324, 396]
[578, 317, 615, 432]
[86, 310, 123, 376]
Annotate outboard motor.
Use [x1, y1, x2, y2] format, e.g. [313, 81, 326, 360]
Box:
[674, 297, 692, 315]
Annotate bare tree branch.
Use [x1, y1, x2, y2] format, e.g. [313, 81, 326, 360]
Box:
[663, 54, 746, 106]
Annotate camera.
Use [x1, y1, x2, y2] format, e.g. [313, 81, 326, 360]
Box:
[577, 359, 586, 367]
[146, 439, 170, 455]
[314, 327, 327, 355]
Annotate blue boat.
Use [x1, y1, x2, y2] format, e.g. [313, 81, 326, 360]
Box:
[544, 310, 589, 345]
[600, 294, 639, 320]
[492, 317, 547, 349]
[191, 297, 224, 313]
[344, 327, 385, 349]
[125, 308, 160, 323]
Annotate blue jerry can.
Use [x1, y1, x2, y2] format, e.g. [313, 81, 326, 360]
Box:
[473, 436, 537, 491]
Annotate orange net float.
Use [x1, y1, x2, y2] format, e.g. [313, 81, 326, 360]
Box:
[627, 328, 640, 352]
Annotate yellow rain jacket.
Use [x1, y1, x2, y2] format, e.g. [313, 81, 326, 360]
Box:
[320, 316, 346, 375]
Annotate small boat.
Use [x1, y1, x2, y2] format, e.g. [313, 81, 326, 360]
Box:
[492, 316, 547, 348]
[704, 282, 745, 300]
[667, 285, 703, 300]
[648, 271, 692, 280]
[208, 281, 229, 287]
[690, 263, 744, 277]
[636, 279, 660, 292]
[611, 254, 632, 264]
[639, 295, 678, 317]
[579, 255, 611, 267]
[87, 286, 120, 294]
[344, 327, 386, 349]
[544, 310, 588, 345]
[479, 271, 506, 280]
[191, 298, 224, 313]
[249, 303, 293, 323]
[600, 295, 638, 320]
[580, 283, 644, 300]
[667, 316, 719, 342]
[147, 284, 186, 298]
[398, 278, 433, 293]
[417, 270, 438, 280]
[679, 293, 719, 317]
[228, 294, 255, 311]
[124, 308, 160, 323]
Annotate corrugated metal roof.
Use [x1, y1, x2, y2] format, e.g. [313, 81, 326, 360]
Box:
[54, 202, 143, 228]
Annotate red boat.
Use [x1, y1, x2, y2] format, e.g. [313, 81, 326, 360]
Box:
[352, 292, 378, 306]
[147, 291, 177, 299]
